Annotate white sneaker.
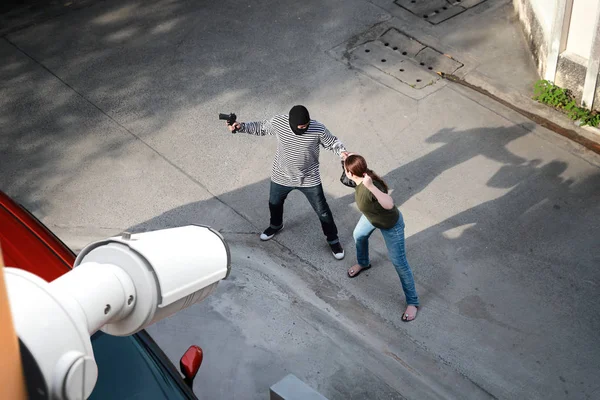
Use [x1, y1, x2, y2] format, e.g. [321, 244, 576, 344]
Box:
[329, 242, 345, 260]
[260, 225, 284, 241]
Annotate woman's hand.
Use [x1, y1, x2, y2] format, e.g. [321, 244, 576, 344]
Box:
[362, 173, 373, 188]
[363, 173, 394, 209]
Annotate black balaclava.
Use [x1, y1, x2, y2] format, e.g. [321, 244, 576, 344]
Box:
[289, 105, 310, 135]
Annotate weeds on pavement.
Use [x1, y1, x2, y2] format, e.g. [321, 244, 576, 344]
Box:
[533, 80, 600, 128]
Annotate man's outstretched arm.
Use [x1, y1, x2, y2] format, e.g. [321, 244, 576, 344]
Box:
[227, 118, 275, 136]
[320, 127, 348, 158]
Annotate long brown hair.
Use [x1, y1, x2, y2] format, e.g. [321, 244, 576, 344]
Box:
[344, 154, 388, 192]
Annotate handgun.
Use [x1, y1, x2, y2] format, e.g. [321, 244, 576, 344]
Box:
[219, 113, 239, 133]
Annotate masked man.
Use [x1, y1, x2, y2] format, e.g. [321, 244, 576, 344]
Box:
[227, 105, 349, 260]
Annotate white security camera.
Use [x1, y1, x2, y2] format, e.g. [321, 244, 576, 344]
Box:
[5, 225, 230, 400]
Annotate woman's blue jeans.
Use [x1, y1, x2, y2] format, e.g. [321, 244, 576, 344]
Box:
[353, 213, 419, 306]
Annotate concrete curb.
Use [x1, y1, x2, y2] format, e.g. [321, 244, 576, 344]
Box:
[441, 70, 600, 155]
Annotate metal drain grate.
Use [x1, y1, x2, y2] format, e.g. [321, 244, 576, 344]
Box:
[379, 28, 425, 58]
[348, 28, 463, 89]
[394, 0, 487, 24]
[414, 47, 462, 73]
[328, 26, 465, 96]
[354, 41, 436, 89]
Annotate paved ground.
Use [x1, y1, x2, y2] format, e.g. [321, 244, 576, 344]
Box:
[1, 0, 600, 399]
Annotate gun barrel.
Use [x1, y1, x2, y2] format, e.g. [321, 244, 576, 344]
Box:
[218, 113, 230, 120]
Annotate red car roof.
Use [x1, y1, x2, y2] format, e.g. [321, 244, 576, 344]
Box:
[0, 191, 74, 282]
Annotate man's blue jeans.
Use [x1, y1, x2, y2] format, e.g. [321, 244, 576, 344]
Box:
[269, 181, 339, 244]
[353, 213, 419, 306]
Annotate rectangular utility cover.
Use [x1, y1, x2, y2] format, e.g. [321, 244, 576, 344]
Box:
[379, 27, 425, 58]
[351, 41, 439, 89]
[329, 26, 464, 96]
[414, 47, 463, 74]
[395, 0, 488, 24]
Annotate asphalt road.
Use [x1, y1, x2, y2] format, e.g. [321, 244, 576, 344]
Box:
[1, 0, 599, 399]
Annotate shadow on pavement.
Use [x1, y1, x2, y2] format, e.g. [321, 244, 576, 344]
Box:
[1, 0, 355, 218]
[126, 122, 600, 398]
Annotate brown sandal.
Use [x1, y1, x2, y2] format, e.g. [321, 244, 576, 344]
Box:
[348, 264, 371, 278]
[402, 306, 419, 322]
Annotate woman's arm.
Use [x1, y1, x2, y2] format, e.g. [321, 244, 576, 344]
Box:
[363, 175, 394, 210]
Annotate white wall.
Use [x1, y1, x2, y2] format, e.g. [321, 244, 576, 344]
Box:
[516, 0, 600, 109]
[565, 0, 599, 60]
[528, 0, 557, 36]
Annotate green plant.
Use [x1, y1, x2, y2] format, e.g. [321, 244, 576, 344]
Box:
[532, 79, 599, 128]
[533, 80, 571, 107]
[580, 110, 600, 127]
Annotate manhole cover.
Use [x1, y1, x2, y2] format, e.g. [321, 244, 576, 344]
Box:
[328, 26, 466, 98]
[380, 28, 425, 58]
[414, 47, 462, 73]
[354, 41, 436, 89]
[347, 28, 463, 89]
[395, 0, 487, 24]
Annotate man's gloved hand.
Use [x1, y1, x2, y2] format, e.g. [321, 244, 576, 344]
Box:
[227, 122, 241, 133]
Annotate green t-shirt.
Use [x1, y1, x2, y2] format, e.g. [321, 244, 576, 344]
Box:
[355, 180, 399, 229]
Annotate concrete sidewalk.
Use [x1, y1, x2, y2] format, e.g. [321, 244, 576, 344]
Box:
[379, 0, 600, 150]
[1, 0, 599, 399]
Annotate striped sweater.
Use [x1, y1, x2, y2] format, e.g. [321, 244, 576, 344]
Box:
[239, 114, 346, 187]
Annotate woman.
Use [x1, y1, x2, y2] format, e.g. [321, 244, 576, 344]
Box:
[344, 154, 419, 322]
